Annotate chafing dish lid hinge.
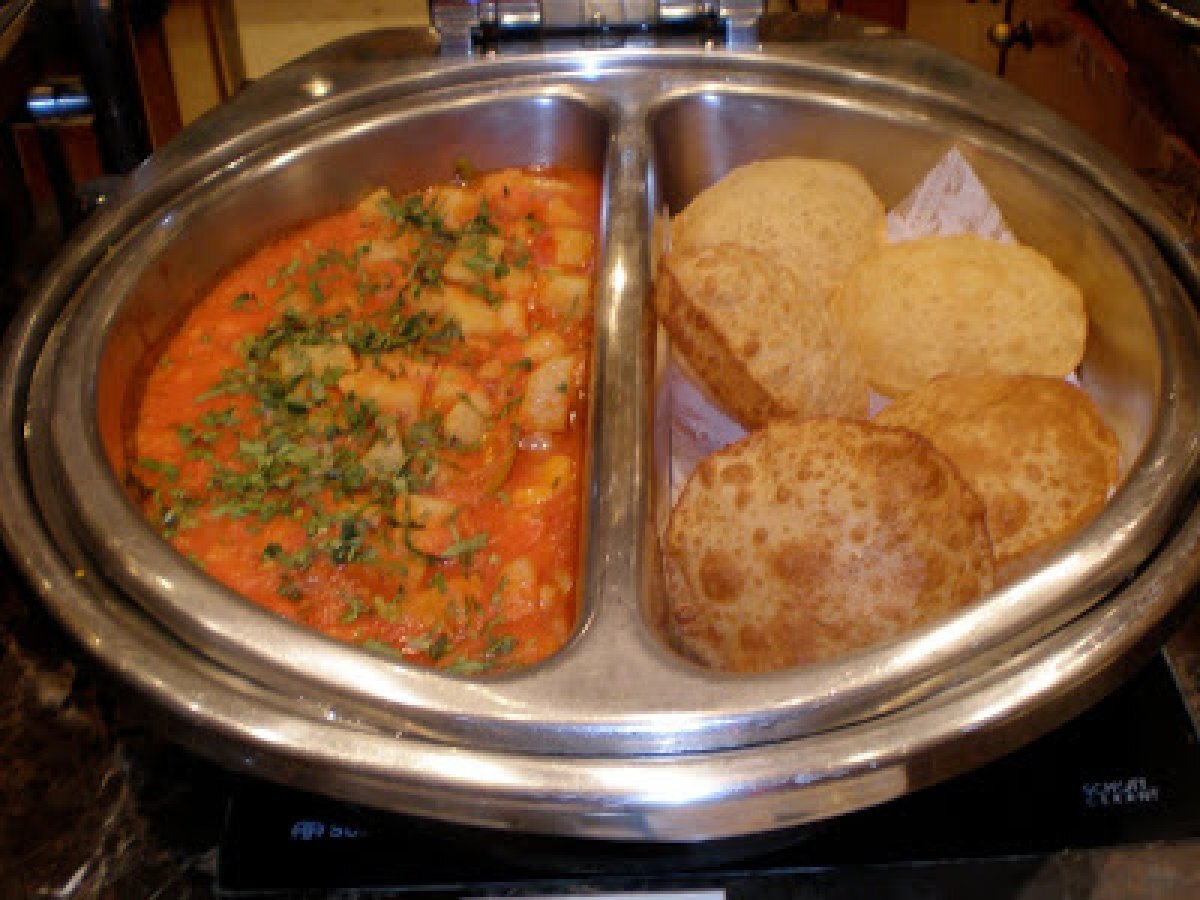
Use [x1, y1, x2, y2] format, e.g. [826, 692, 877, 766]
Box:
[429, 0, 764, 51]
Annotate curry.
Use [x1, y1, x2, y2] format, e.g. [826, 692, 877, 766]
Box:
[127, 166, 598, 673]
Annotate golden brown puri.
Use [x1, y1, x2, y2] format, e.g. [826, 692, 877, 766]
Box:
[671, 157, 886, 310]
[663, 419, 995, 673]
[875, 374, 1120, 569]
[830, 234, 1087, 398]
[654, 244, 869, 428]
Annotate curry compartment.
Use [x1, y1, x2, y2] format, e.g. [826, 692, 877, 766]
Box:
[54, 90, 613, 692]
[122, 166, 599, 675]
[8, 37, 1200, 840]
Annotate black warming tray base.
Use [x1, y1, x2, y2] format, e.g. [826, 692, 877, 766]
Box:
[216, 651, 1200, 897]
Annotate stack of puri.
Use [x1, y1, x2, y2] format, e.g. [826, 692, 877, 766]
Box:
[655, 157, 1120, 675]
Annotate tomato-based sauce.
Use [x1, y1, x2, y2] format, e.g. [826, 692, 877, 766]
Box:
[128, 167, 598, 673]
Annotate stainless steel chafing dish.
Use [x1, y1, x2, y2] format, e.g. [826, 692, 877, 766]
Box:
[2, 17, 1199, 841]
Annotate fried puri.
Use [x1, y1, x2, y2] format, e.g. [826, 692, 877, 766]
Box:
[876, 374, 1120, 569]
[655, 243, 869, 427]
[671, 157, 886, 310]
[663, 419, 995, 673]
[830, 234, 1087, 398]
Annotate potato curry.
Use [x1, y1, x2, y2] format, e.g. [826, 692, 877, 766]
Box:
[127, 166, 598, 673]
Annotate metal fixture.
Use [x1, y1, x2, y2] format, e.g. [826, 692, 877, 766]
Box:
[70, 0, 150, 173]
[431, 0, 761, 49]
[987, 18, 1034, 51]
[26, 79, 92, 118]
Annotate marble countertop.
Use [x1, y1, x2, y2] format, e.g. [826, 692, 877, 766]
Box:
[2, 543, 1199, 898]
[0, 553, 225, 898]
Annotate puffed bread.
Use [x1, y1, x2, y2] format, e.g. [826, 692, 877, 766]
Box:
[663, 419, 995, 673]
[830, 234, 1087, 398]
[875, 374, 1119, 569]
[671, 157, 886, 309]
[655, 244, 869, 426]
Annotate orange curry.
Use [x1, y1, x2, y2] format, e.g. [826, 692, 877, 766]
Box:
[128, 166, 598, 673]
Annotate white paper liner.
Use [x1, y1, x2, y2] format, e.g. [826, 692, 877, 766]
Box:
[886, 147, 1015, 245]
[661, 147, 1027, 510]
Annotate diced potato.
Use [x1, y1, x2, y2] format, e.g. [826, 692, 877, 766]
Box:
[364, 234, 418, 265]
[439, 284, 502, 337]
[476, 171, 515, 207]
[440, 255, 473, 286]
[498, 267, 534, 304]
[523, 330, 566, 363]
[542, 454, 572, 487]
[392, 553, 429, 595]
[356, 187, 394, 222]
[374, 354, 435, 384]
[502, 556, 536, 589]
[544, 196, 583, 226]
[510, 218, 543, 245]
[498, 557, 538, 619]
[477, 359, 503, 381]
[470, 390, 494, 416]
[519, 355, 576, 432]
[498, 299, 527, 336]
[511, 485, 553, 507]
[274, 344, 357, 382]
[443, 400, 488, 447]
[441, 237, 506, 284]
[339, 371, 423, 421]
[363, 436, 406, 477]
[429, 366, 476, 410]
[397, 494, 458, 558]
[404, 493, 455, 526]
[409, 285, 445, 317]
[525, 568, 572, 616]
[538, 270, 592, 319]
[401, 587, 447, 633]
[511, 454, 572, 507]
[402, 573, 483, 634]
[550, 227, 594, 268]
[363, 239, 399, 262]
[427, 186, 481, 230]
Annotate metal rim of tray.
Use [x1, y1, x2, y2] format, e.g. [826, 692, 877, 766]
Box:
[3, 33, 1200, 840]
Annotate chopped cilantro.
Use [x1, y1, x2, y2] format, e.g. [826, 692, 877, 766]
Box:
[428, 632, 450, 661]
[340, 595, 364, 624]
[440, 532, 489, 561]
[137, 457, 179, 481]
[277, 578, 303, 602]
[486, 634, 517, 659]
[362, 638, 403, 659]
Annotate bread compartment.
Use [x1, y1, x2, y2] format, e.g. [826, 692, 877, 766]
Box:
[646, 86, 1167, 673]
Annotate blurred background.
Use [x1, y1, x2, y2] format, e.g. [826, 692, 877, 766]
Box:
[1, 0, 1198, 320]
